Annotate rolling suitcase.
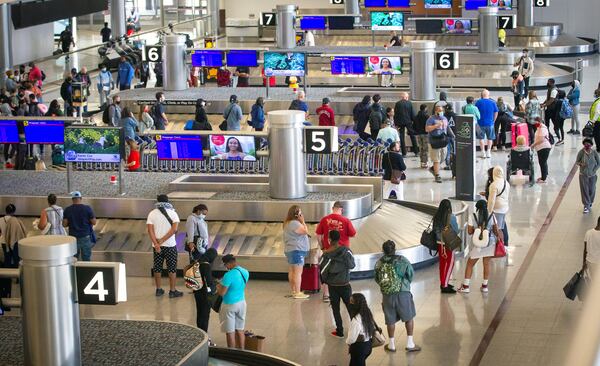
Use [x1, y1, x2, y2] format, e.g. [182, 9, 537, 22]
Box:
[511, 122, 529, 147]
[300, 264, 320, 293]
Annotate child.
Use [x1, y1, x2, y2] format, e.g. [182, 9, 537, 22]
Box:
[126, 139, 140, 172]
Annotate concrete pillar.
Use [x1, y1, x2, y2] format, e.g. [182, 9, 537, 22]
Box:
[409, 40, 437, 101]
[479, 7, 499, 53]
[517, 0, 534, 28]
[160, 0, 166, 28]
[345, 0, 360, 23]
[20, 235, 81, 366]
[110, 0, 126, 38]
[162, 34, 187, 91]
[0, 4, 12, 89]
[276, 5, 296, 50]
[208, 0, 219, 36]
[268, 110, 307, 199]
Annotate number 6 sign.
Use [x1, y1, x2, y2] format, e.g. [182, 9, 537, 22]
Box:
[435, 52, 459, 70]
[144, 45, 162, 62]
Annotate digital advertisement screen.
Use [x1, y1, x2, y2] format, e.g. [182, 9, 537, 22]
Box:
[300, 16, 326, 30]
[388, 0, 411, 6]
[191, 50, 223, 67]
[330, 57, 365, 75]
[64, 127, 122, 163]
[416, 19, 444, 34]
[371, 12, 404, 31]
[465, 0, 487, 10]
[0, 120, 20, 143]
[263, 52, 306, 77]
[327, 16, 355, 30]
[226, 50, 258, 67]
[444, 19, 473, 34]
[364, 0, 386, 6]
[23, 120, 65, 144]
[367, 56, 402, 75]
[489, 0, 512, 9]
[209, 135, 257, 161]
[156, 134, 203, 160]
[424, 0, 452, 9]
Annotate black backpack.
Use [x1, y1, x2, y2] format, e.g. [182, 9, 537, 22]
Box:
[289, 99, 301, 111]
[102, 105, 111, 124]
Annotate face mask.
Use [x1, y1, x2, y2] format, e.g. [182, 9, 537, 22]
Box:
[115, 100, 121, 105]
[101, 68, 107, 72]
[437, 111, 444, 117]
[199, 214, 206, 220]
[201, 102, 206, 107]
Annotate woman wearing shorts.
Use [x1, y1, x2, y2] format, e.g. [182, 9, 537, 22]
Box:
[283, 205, 310, 299]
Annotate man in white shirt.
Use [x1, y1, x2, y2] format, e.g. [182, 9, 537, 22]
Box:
[147, 194, 182, 298]
[304, 30, 315, 47]
[514, 49, 534, 95]
[377, 119, 400, 144]
[584, 216, 600, 278]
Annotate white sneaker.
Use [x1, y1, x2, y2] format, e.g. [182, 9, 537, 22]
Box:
[293, 292, 310, 299]
[486, 151, 492, 158]
[457, 285, 470, 293]
[481, 285, 489, 293]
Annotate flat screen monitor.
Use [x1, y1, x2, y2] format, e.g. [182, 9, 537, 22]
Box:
[424, 0, 452, 9]
[156, 134, 203, 160]
[364, 0, 386, 6]
[300, 16, 326, 30]
[330, 57, 365, 75]
[327, 16, 354, 30]
[24, 120, 65, 144]
[371, 12, 404, 31]
[64, 126, 123, 163]
[226, 50, 258, 67]
[415, 19, 444, 34]
[488, 0, 512, 9]
[263, 52, 306, 77]
[0, 120, 20, 143]
[367, 56, 402, 75]
[191, 50, 223, 67]
[388, 0, 411, 6]
[444, 19, 473, 34]
[209, 135, 257, 161]
[465, 0, 487, 10]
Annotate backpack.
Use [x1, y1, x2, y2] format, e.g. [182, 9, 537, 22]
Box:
[183, 261, 204, 291]
[102, 105, 111, 124]
[52, 145, 65, 165]
[369, 106, 384, 127]
[374, 256, 403, 295]
[559, 99, 573, 119]
[289, 99, 301, 111]
[24, 155, 37, 170]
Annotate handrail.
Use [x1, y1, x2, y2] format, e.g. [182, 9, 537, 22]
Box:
[0, 268, 19, 278]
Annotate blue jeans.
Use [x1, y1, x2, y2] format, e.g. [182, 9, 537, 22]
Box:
[75, 235, 93, 261]
[445, 136, 455, 166]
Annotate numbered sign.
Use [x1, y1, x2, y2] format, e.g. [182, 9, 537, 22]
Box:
[304, 127, 339, 154]
[75, 262, 127, 305]
[261, 12, 277, 26]
[497, 15, 516, 29]
[331, 0, 345, 4]
[435, 52, 459, 70]
[534, 0, 549, 7]
[144, 45, 162, 62]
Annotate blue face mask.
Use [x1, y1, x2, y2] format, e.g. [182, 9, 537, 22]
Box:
[199, 214, 206, 220]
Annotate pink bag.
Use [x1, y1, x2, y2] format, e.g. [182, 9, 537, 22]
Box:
[511, 122, 529, 147]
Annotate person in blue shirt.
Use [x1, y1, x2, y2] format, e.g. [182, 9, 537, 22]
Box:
[119, 107, 142, 144]
[250, 97, 265, 131]
[289, 91, 309, 121]
[96, 64, 114, 107]
[475, 89, 499, 159]
[567, 80, 581, 135]
[223, 95, 243, 131]
[116, 56, 134, 90]
[62, 191, 96, 261]
[217, 254, 250, 348]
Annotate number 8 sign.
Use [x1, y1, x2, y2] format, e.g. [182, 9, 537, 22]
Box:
[534, 0, 549, 7]
[144, 45, 162, 62]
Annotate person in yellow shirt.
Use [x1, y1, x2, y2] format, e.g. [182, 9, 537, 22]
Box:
[498, 28, 506, 47]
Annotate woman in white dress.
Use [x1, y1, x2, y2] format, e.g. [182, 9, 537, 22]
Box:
[457, 200, 497, 294]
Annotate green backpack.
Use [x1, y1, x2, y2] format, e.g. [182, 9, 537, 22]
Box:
[375, 257, 402, 295]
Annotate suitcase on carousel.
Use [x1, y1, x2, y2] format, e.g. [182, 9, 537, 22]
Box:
[300, 264, 320, 293]
[511, 122, 529, 147]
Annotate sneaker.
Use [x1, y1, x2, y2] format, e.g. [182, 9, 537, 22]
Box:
[481, 284, 489, 293]
[293, 292, 310, 299]
[169, 289, 183, 298]
[584, 207, 590, 214]
[330, 330, 344, 338]
[428, 167, 435, 176]
[536, 178, 547, 184]
[420, 163, 428, 168]
[323, 295, 330, 303]
[155, 288, 165, 297]
[556, 140, 564, 146]
[405, 345, 422, 352]
[443, 166, 451, 170]
[441, 286, 456, 294]
[500, 146, 506, 151]
[435, 175, 442, 183]
[457, 285, 470, 293]
[574, 130, 581, 135]
[5, 162, 14, 169]
[384, 344, 397, 353]
[486, 151, 492, 158]
[208, 339, 217, 347]
[567, 129, 574, 134]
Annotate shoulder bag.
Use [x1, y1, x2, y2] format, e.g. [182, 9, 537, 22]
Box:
[420, 219, 438, 253]
[430, 133, 448, 149]
[492, 215, 507, 258]
[371, 321, 386, 348]
[387, 153, 405, 184]
[442, 216, 462, 252]
[220, 106, 233, 131]
[211, 267, 247, 313]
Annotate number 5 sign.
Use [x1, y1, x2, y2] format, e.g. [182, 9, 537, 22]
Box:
[75, 262, 127, 305]
[435, 52, 459, 70]
[304, 127, 339, 154]
[143, 45, 162, 62]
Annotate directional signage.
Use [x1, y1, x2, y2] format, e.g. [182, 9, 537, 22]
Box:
[75, 262, 127, 305]
[304, 127, 339, 154]
[435, 52, 459, 70]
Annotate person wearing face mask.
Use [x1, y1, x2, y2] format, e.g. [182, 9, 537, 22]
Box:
[577, 138, 600, 214]
[250, 97, 265, 131]
[510, 70, 525, 109]
[425, 105, 454, 183]
[193, 98, 212, 130]
[97, 65, 114, 107]
[567, 80, 581, 135]
[108, 95, 122, 127]
[151, 92, 169, 130]
[514, 49, 534, 95]
[186, 204, 210, 261]
[591, 89, 600, 149]
[116, 56, 135, 90]
[60, 76, 74, 116]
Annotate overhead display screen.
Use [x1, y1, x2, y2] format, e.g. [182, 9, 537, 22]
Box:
[300, 16, 326, 30]
[424, 0, 452, 9]
[489, 0, 512, 9]
[465, 0, 488, 10]
[210, 135, 257, 161]
[330, 57, 365, 75]
[0, 120, 20, 143]
[263, 52, 306, 77]
[367, 56, 402, 75]
[364, 0, 386, 6]
[191, 50, 223, 67]
[64, 127, 123, 163]
[327, 16, 355, 30]
[371, 12, 404, 31]
[387, 0, 411, 6]
[156, 134, 203, 160]
[226, 50, 258, 67]
[444, 19, 473, 34]
[24, 120, 65, 144]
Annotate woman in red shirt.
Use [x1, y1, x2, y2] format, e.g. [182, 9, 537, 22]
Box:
[126, 139, 141, 172]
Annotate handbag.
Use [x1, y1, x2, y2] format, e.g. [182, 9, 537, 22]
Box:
[430, 133, 448, 149]
[492, 215, 506, 258]
[563, 269, 584, 301]
[387, 153, 404, 184]
[582, 121, 594, 138]
[371, 324, 386, 348]
[220, 106, 233, 131]
[420, 220, 438, 253]
[210, 294, 223, 312]
[441, 217, 462, 252]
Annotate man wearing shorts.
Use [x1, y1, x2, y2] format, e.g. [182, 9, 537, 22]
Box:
[147, 194, 182, 298]
[217, 254, 250, 348]
[475, 89, 499, 159]
[425, 105, 453, 183]
[374, 240, 421, 353]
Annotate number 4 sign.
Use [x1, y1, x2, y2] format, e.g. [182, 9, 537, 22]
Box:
[75, 262, 127, 305]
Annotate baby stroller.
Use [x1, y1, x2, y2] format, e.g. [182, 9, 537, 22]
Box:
[506, 148, 535, 186]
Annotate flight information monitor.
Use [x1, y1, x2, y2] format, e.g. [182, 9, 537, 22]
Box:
[300, 16, 326, 30]
[24, 120, 65, 144]
[388, 0, 411, 6]
[191, 50, 223, 67]
[416, 19, 444, 34]
[330, 57, 365, 75]
[0, 120, 19, 143]
[226, 50, 258, 67]
[156, 134, 203, 160]
[327, 16, 355, 30]
[465, 0, 487, 10]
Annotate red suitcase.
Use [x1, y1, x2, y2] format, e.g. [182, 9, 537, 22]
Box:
[511, 122, 529, 147]
[301, 264, 320, 293]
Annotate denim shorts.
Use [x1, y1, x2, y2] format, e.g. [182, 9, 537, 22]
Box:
[285, 250, 308, 265]
[478, 125, 496, 140]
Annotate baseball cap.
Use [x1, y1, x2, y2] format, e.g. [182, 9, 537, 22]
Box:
[70, 191, 82, 199]
[322, 97, 330, 105]
[156, 194, 169, 203]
